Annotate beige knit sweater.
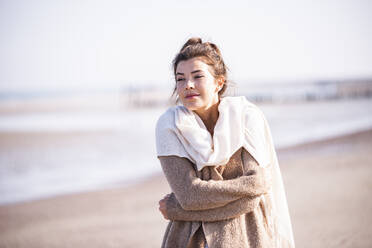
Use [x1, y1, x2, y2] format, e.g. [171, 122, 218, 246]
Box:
[159, 147, 292, 248]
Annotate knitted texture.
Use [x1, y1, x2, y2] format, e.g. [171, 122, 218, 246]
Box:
[159, 148, 281, 248]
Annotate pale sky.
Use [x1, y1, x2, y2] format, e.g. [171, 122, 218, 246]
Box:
[1, 0, 371, 91]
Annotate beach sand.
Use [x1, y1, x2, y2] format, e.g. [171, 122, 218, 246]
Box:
[1, 129, 372, 248]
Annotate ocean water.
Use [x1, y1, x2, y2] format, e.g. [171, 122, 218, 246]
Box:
[0, 98, 371, 205]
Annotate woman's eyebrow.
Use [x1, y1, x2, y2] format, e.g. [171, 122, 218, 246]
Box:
[176, 70, 202, 76]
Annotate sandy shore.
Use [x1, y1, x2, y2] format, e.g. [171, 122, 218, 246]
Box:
[1, 129, 372, 248]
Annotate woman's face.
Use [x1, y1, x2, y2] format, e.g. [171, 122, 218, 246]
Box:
[175, 57, 223, 114]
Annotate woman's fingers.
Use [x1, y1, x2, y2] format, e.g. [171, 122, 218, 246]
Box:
[158, 194, 171, 220]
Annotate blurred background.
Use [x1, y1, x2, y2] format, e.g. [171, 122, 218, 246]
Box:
[0, 0, 371, 247]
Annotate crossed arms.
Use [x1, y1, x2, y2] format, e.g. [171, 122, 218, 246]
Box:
[158, 151, 271, 222]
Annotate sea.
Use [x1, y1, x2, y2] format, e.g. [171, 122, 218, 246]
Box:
[0, 98, 371, 205]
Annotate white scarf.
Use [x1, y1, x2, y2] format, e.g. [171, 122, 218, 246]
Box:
[173, 96, 269, 171]
[156, 96, 295, 247]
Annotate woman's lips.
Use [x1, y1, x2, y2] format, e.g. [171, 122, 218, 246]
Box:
[185, 94, 200, 99]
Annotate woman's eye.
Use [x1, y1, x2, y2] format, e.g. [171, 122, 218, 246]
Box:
[176, 78, 185, 82]
[195, 75, 204, 79]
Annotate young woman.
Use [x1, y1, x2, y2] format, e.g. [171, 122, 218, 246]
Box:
[155, 37, 295, 248]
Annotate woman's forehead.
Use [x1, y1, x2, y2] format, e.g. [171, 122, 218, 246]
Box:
[176, 58, 210, 73]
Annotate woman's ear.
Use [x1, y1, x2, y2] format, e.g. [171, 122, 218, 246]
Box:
[217, 76, 225, 91]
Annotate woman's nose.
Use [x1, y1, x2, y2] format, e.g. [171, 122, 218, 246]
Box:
[185, 79, 195, 89]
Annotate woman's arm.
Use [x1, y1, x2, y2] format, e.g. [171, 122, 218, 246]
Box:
[159, 155, 270, 211]
[162, 192, 263, 222]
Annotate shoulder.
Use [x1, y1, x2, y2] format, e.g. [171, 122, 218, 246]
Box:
[222, 96, 265, 123]
[155, 105, 191, 158]
[243, 99, 266, 125]
[226, 96, 267, 135]
[156, 106, 175, 129]
[156, 105, 181, 130]
[155, 105, 187, 141]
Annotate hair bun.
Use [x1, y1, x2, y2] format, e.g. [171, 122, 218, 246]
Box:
[180, 37, 202, 51]
[205, 42, 222, 56]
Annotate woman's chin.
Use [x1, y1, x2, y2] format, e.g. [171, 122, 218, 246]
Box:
[182, 103, 201, 112]
[181, 99, 199, 108]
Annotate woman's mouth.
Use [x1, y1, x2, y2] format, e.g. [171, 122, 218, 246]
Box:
[185, 94, 200, 99]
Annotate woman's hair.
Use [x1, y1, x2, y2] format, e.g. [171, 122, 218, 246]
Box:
[171, 37, 231, 101]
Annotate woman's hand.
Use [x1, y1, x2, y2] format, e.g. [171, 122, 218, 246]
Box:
[159, 193, 172, 220]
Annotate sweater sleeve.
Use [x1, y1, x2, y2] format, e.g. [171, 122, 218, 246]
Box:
[158, 155, 271, 211]
[163, 151, 270, 221]
[165, 192, 262, 222]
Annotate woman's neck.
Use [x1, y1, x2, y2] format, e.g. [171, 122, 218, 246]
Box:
[194, 99, 220, 136]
